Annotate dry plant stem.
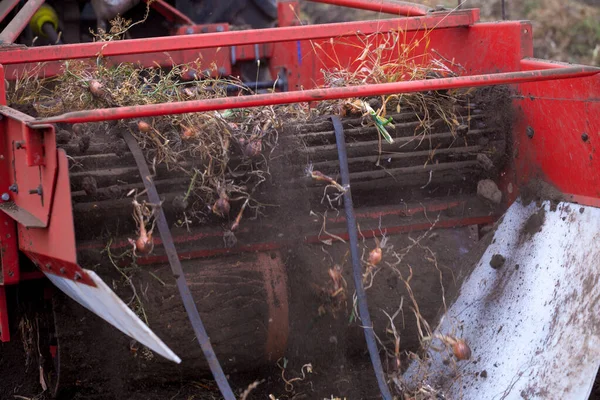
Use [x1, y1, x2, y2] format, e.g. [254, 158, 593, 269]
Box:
[104, 240, 149, 325]
[310, 170, 346, 193]
[239, 380, 265, 400]
[276, 359, 313, 393]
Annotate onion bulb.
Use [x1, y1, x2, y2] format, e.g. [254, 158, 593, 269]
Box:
[452, 339, 472, 361]
[181, 126, 195, 139]
[243, 139, 262, 158]
[134, 231, 153, 255]
[137, 121, 151, 133]
[72, 123, 83, 135]
[88, 80, 105, 97]
[212, 192, 230, 217]
[368, 246, 382, 266]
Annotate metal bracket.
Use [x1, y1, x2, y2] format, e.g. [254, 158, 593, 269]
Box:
[0, 107, 57, 228]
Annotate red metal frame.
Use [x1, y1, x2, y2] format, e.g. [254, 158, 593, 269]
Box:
[0, 1, 598, 344]
[145, 0, 194, 26]
[0, 0, 20, 24]
[28, 66, 598, 125]
[0, 0, 45, 44]
[307, 0, 430, 16]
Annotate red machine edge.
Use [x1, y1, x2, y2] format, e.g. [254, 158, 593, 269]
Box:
[0, 0, 598, 345]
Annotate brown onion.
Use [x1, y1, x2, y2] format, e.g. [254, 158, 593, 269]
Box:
[134, 232, 153, 255]
[88, 80, 105, 97]
[368, 247, 382, 266]
[243, 139, 262, 158]
[182, 127, 195, 139]
[212, 194, 230, 217]
[452, 339, 472, 361]
[72, 123, 84, 135]
[137, 121, 151, 133]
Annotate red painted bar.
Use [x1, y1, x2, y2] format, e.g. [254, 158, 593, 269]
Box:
[145, 0, 194, 25]
[29, 66, 600, 125]
[0, 0, 45, 44]
[0, 10, 477, 65]
[306, 0, 430, 16]
[0, 0, 20, 24]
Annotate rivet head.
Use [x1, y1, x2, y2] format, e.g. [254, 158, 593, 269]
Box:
[1, 193, 9, 201]
[60, 267, 66, 274]
[74, 272, 82, 281]
[526, 126, 534, 139]
[581, 133, 589, 142]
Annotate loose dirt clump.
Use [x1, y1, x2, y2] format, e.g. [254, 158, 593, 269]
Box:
[490, 253, 506, 269]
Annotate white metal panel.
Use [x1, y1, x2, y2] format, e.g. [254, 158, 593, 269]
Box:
[403, 200, 600, 399]
[46, 269, 181, 364]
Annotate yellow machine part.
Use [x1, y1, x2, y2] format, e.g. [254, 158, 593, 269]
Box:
[29, 4, 59, 37]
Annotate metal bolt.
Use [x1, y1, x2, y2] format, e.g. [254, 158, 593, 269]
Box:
[59, 267, 66, 274]
[1, 193, 9, 201]
[216, 25, 224, 32]
[185, 27, 194, 34]
[15, 141, 24, 149]
[8, 184, 18, 193]
[7, 270, 13, 277]
[74, 272, 82, 281]
[581, 133, 589, 142]
[526, 126, 535, 139]
[28, 185, 43, 195]
[45, 263, 52, 270]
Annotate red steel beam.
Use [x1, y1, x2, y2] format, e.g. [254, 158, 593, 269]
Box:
[0, 0, 20, 24]
[307, 0, 430, 16]
[144, 0, 194, 25]
[0, 0, 45, 44]
[133, 215, 496, 265]
[0, 10, 478, 65]
[30, 66, 599, 125]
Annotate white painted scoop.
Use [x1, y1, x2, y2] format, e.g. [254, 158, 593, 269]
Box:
[403, 200, 600, 399]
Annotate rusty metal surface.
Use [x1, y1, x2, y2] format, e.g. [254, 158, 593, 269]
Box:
[30, 67, 600, 125]
[0, 0, 45, 44]
[251, 252, 288, 363]
[403, 200, 600, 399]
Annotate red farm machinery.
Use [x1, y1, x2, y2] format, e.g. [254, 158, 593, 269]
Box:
[0, 1, 598, 399]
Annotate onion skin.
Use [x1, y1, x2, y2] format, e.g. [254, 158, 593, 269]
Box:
[72, 123, 84, 135]
[452, 339, 472, 361]
[212, 194, 230, 217]
[137, 121, 151, 133]
[182, 127, 195, 139]
[88, 80, 105, 97]
[134, 232, 153, 255]
[243, 139, 262, 158]
[368, 247, 382, 266]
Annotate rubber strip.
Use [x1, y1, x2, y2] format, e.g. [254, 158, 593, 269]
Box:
[123, 131, 236, 400]
[331, 116, 393, 400]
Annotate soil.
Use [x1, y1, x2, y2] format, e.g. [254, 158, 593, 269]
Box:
[519, 207, 546, 243]
[489, 253, 506, 269]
